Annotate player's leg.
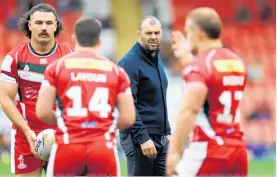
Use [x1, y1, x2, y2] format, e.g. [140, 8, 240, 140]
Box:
[11, 129, 46, 176]
[46, 143, 86, 177]
[87, 141, 120, 176]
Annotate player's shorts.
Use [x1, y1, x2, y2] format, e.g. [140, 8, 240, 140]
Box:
[176, 142, 248, 177]
[11, 129, 47, 174]
[46, 141, 120, 177]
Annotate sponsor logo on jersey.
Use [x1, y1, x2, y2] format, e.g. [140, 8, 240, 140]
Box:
[24, 87, 39, 100]
[40, 58, 48, 64]
[213, 59, 245, 73]
[81, 121, 97, 128]
[17, 155, 27, 169]
[64, 58, 112, 71]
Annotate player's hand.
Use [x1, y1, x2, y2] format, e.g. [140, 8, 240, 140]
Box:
[171, 31, 191, 59]
[24, 129, 37, 155]
[140, 139, 157, 158]
[166, 152, 181, 176]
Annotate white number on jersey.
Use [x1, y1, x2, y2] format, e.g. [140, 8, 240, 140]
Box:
[217, 90, 243, 124]
[66, 86, 111, 118]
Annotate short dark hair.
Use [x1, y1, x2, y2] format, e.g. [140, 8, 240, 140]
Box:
[18, 3, 63, 39]
[187, 8, 222, 39]
[74, 16, 102, 47]
[139, 15, 160, 31]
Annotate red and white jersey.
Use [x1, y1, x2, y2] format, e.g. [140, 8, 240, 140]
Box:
[43, 51, 131, 145]
[183, 48, 247, 146]
[0, 42, 73, 138]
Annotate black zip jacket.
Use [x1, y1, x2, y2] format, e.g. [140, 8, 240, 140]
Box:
[118, 42, 171, 145]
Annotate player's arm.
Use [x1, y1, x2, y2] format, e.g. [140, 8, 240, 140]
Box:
[166, 65, 209, 175]
[36, 62, 58, 125]
[0, 54, 36, 154]
[116, 67, 135, 129]
[0, 82, 34, 134]
[117, 88, 135, 129]
[36, 84, 56, 125]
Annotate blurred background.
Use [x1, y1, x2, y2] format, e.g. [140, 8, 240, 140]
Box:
[0, 0, 275, 176]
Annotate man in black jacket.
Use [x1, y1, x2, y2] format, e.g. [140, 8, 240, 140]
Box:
[118, 16, 171, 176]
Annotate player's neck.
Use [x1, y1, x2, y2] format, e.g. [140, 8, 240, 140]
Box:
[198, 39, 223, 53]
[75, 46, 99, 54]
[30, 39, 56, 55]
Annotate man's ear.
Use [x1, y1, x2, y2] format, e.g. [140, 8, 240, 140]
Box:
[71, 34, 76, 47]
[28, 20, 32, 31]
[54, 21, 58, 32]
[96, 38, 101, 46]
[197, 28, 206, 41]
[137, 31, 141, 37]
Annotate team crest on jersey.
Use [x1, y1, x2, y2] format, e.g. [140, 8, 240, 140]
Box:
[19, 65, 30, 78]
[18, 155, 27, 169]
[23, 65, 29, 73]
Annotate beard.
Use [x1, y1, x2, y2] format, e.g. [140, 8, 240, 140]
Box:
[144, 42, 160, 53]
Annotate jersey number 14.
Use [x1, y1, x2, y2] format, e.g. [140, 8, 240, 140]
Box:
[66, 86, 112, 118]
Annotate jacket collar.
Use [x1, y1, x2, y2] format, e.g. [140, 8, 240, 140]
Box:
[134, 42, 160, 58]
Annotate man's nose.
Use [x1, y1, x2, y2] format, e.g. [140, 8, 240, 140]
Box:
[42, 23, 47, 30]
[150, 34, 156, 39]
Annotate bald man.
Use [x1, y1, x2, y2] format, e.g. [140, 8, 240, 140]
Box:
[118, 16, 171, 176]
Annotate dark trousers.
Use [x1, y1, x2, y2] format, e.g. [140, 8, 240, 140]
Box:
[120, 132, 169, 176]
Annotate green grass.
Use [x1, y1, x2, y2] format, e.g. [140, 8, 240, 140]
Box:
[0, 159, 275, 176]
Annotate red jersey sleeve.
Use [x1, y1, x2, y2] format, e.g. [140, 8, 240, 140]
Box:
[0, 49, 19, 83]
[42, 61, 58, 88]
[183, 59, 210, 86]
[117, 67, 131, 94]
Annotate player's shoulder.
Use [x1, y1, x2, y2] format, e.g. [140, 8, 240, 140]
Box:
[93, 54, 124, 77]
[56, 42, 73, 53]
[7, 41, 29, 57]
[2, 42, 29, 65]
[101, 56, 123, 76]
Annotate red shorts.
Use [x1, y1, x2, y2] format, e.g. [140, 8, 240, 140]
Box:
[11, 129, 46, 174]
[46, 141, 120, 176]
[176, 142, 248, 177]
